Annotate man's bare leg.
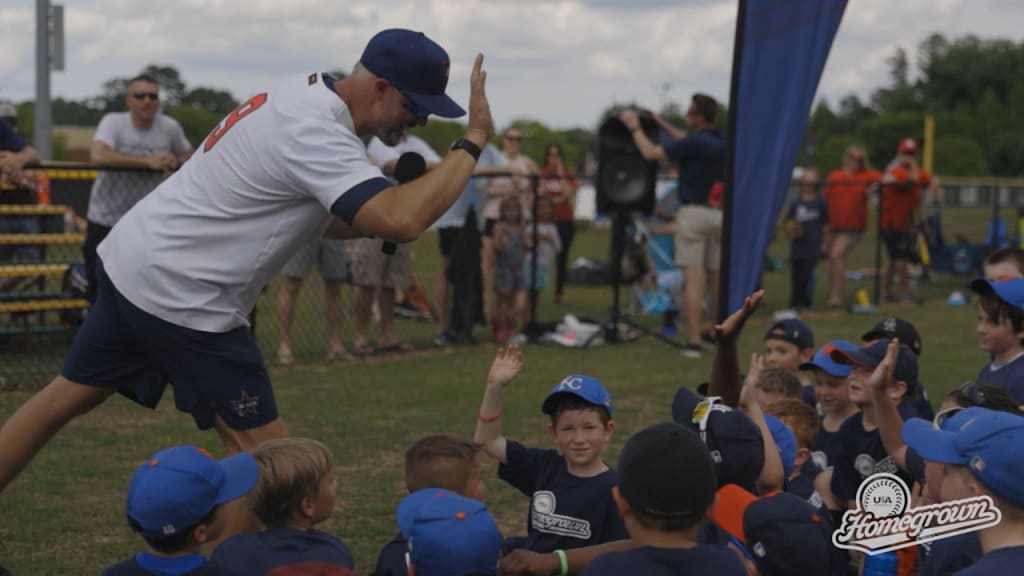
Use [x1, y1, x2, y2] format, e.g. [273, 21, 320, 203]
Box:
[683, 265, 707, 347]
[0, 375, 116, 493]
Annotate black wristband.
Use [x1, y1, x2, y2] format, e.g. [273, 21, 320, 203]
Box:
[450, 138, 482, 161]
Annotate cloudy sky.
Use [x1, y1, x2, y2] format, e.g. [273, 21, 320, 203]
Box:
[0, 0, 1021, 130]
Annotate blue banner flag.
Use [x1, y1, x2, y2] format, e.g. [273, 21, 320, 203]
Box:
[720, 0, 848, 317]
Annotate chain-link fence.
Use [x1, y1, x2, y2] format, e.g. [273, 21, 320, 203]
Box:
[2, 169, 1022, 388]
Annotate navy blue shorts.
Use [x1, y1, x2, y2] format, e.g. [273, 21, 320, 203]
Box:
[61, 259, 277, 431]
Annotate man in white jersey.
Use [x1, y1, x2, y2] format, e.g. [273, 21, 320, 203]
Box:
[0, 29, 493, 495]
[83, 73, 193, 303]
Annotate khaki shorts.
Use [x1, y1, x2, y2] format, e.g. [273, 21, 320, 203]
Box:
[280, 238, 350, 280]
[674, 205, 723, 270]
[349, 237, 413, 290]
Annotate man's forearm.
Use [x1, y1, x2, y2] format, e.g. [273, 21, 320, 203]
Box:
[91, 148, 154, 169]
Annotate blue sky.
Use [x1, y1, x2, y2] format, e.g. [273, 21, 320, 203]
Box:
[1, 0, 1022, 129]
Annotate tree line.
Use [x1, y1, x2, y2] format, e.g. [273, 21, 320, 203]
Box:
[6, 32, 1023, 178]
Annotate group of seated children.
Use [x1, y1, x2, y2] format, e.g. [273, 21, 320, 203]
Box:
[102, 248, 1024, 576]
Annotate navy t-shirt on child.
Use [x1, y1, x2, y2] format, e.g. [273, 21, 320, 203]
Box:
[975, 354, 1024, 405]
[579, 545, 748, 576]
[953, 545, 1024, 576]
[787, 196, 828, 261]
[370, 532, 407, 576]
[211, 526, 355, 575]
[831, 412, 915, 502]
[103, 553, 237, 576]
[499, 440, 628, 552]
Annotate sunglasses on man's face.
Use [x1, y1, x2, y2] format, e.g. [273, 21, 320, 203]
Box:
[131, 92, 159, 101]
[395, 87, 430, 120]
[505, 135, 523, 142]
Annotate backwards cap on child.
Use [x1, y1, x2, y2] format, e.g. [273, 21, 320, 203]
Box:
[126, 445, 258, 540]
[397, 488, 503, 576]
[671, 387, 764, 493]
[902, 407, 1024, 508]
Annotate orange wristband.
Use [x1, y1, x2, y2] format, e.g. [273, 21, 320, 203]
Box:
[477, 410, 502, 423]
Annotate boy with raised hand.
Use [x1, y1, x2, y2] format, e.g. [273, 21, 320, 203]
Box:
[102, 446, 258, 576]
[762, 318, 817, 407]
[211, 438, 354, 575]
[828, 339, 917, 510]
[373, 434, 486, 576]
[397, 488, 504, 576]
[902, 407, 1024, 575]
[970, 276, 1024, 404]
[474, 345, 627, 553]
[860, 316, 934, 419]
[579, 422, 747, 576]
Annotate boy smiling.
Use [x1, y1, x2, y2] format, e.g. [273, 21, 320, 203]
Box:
[474, 346, 627, 552]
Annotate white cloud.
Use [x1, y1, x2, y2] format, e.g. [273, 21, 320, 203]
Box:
[0, 0, 1020, 129]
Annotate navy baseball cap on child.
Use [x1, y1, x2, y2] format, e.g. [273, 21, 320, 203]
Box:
[902, 407, 1024, 508]
[862, 317, 923, 356]
[618, 422, 716, 522]
[713, 484, 833, 576]
[360, 28, 466, 119]
[671, 387, 765, 493]
[831, 339, 919, 389]
[799, 340, 859, 377]
[126, 445, 258, 540]
[397, 488, 503, 576]
[971, 276, 1024, 310]
[764, 319, 814, 350]
[541, 374, 613, 416]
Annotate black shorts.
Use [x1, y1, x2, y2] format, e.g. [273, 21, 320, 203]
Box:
[483, 218, 497, 237]
[61, 259, 277, 431]
[881, 230, 917, 261]
[438, 226, 461, 258]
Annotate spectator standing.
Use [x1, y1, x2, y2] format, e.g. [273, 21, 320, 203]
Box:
[84, 74, 193, 303]
[538, 142, 577, 304]
[823, 145, 880, 307]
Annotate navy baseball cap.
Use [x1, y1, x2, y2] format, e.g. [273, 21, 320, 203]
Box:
[862, 317, 923, 356]
[799, 340, 859, 377]
[902, 407, 1024, 508]
[764, 319, 814, 350]
[397, 488, 503, 576]
[618, 422, 716, 522]
[126, 446, 258, 540]
[541, 374, 613, 416]
[714, 484, 832, 576]
[971, 276, 1024, 311]
[764, 414, 797, 479]
[831, 339, 919, 389]
[671, 387, 765, 493]
[360, 29, 465, 119]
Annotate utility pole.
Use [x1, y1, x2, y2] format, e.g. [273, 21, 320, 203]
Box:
[35, 0, 64, 160]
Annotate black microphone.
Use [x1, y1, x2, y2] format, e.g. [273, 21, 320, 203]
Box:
[382, 152, 427, 255]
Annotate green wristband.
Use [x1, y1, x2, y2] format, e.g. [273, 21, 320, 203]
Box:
[554, 549, 568, 576]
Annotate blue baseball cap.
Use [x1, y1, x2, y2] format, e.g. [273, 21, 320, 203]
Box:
[971, 276, 1024, 310]
[764, 319, 814, 350]
[799, 340, 859, 377]
[671, 387, 765, 493]
[360, 29, 465, 119]
[126, 446, 258, 540]
[830, 339, 919, 390]
[714, 485, 833, 576]
[541, 374, 614, 416]
[397, 489, 503, 576]
[764, 414, 797, 479]
[902, 407, 1024, 508]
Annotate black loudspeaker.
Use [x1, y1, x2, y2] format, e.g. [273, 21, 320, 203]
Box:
[596, 113, 659, 215]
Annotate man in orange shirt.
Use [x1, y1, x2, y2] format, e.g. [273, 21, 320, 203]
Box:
[824, 146, 880, 307]
[880, 138, 936, 302]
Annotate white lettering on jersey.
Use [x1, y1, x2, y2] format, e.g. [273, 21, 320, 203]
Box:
[530, 491, 591, 539]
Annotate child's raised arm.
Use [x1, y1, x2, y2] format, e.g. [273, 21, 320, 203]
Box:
[870, 339, 909, 471]
[740, 353, 785, 494]
[474, 345, 523, 464]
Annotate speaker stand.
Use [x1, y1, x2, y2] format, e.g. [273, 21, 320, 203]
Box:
[583, 210, 687, 350]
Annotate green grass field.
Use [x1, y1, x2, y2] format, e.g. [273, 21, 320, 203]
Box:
[0, 206, 999, 574]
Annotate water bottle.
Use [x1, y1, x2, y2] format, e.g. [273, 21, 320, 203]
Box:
[862, 551, 899, 576]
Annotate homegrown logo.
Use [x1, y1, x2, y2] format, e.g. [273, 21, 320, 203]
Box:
[833, 473, 1002, 554]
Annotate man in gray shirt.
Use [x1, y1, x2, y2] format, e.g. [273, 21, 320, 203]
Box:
[84, 73, 193, 303]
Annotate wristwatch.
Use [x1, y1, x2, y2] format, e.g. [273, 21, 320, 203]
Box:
[450, 138, 482, 161]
